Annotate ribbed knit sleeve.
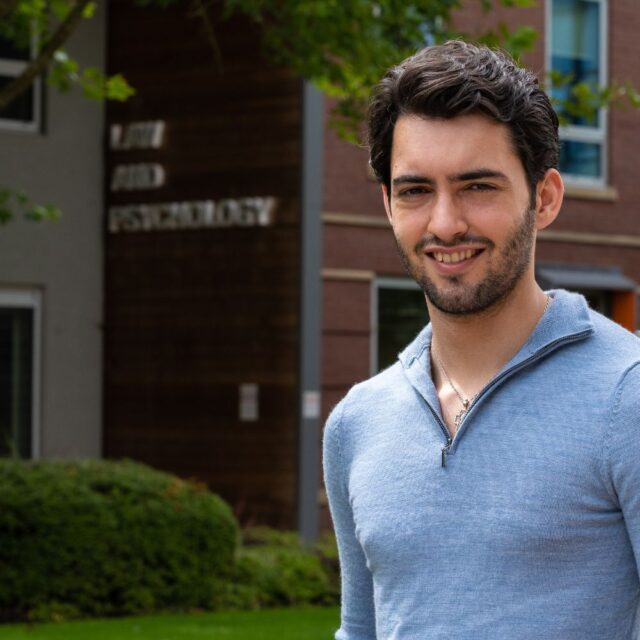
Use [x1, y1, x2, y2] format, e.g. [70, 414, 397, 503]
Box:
[323, 400, 376, 640]
[605, 361, 640, 578]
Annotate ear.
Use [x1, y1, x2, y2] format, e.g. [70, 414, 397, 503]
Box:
[535, 168, 564, 231]
[381, 184, 393, 224]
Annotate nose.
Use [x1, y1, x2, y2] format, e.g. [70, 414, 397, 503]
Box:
[427, 192, 468, 243]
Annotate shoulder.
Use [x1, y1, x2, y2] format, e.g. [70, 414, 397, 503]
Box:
[550, 290, 640, 372]
[573, 306, 640, 408]
[588, 307, 640, 359]
[597, 320, 640, 483]
[326, 361, 408, 428]
[602, 361, 640, 498]
[586, 310, 640, 397]
[323, 359, 416, 456]
[327, 322, 431, 431]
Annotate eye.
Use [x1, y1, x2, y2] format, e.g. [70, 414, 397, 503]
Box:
[397, 186, 431, 197]
[465, 182, 496, 192]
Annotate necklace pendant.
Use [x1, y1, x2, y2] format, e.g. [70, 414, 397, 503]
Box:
[454, 399, 470, 428]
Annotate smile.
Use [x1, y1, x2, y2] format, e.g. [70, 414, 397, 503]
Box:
[430, 249, 483, 264]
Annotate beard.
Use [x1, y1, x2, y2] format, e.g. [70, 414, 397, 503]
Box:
[395, 205, 536, 316]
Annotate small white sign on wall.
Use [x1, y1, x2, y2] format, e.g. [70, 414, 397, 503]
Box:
[302, 390, 321, 420]
[239, 383, 259, 422]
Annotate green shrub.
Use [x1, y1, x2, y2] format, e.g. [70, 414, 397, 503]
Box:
[0, 459, 239, 621]
[212, 527, 340, 610]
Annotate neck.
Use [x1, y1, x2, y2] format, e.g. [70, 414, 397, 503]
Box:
[428, 273, 549, 394]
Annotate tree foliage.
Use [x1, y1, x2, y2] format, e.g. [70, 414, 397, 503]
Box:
[222, 0, 539, 140]
[0, 0, 133, 111]
[1, 0, 639, 223]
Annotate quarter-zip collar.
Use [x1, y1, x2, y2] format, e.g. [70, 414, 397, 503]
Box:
[398, 289, 595, 458]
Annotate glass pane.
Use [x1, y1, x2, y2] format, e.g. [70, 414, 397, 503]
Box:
[579, 289, 612, 317]
[552, 0, 600, 127]
[0, 75, 34, 123]
[377, 287, 429, 372]
[559, 140, 601, 178]
[0, 308, 33, 458]
[0, 34, 30, 61]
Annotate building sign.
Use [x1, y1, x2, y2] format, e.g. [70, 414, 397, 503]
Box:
[111, 163, 166, 192]
[109, 197, 276, 233]
[110, 121, 166, 150]
[109, 119, 277, 232]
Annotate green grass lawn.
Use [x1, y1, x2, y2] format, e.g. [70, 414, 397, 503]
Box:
[0, 607, 340, 640]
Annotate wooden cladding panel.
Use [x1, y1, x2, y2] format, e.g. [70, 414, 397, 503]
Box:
[105, 1, 302, 527]
[106, 227, 301, 527]
[107, 1, 301, 202]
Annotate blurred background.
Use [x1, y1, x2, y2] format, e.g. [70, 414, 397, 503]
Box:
[0, 0, 638, 545]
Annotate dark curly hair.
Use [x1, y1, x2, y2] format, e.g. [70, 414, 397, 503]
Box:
[367, 40, 559, 198]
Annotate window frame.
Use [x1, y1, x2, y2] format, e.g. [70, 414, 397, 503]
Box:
[370, 276, 425, 376]
[0, 33, 42, 134]
[545, 0, 609, 188]
[0, 289, 42, 458]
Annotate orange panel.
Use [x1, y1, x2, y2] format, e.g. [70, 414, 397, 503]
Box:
[612, 291, 638, 332]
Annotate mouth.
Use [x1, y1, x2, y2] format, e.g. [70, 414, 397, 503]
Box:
[428, 248, 484, 264]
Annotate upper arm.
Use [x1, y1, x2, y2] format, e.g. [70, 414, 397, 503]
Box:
[605, 362, 640, 574]
[323, 402, 376, 640]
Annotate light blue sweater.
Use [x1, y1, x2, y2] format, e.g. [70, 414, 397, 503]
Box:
[323, 290, 640, 639]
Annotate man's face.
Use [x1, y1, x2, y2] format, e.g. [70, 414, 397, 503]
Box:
[383, 113, 538, 316]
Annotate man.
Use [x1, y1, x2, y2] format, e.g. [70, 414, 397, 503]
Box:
[323, 40, 640, 639]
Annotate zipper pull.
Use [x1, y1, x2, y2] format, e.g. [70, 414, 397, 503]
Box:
[441, 438, 452, 468]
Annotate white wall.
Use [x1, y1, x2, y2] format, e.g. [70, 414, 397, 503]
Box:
[0, 5, 105, 457]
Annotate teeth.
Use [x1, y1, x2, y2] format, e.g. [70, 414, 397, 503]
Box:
[433, 249, 478, 263]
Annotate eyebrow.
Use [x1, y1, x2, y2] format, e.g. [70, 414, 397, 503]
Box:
[392, 174, 435, 187]
[450, 168, 508, 182]
[392, 168, 508, 187]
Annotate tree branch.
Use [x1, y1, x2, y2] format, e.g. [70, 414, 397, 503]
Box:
[0, 0, 92, 111]
[189, 0, 223, 72]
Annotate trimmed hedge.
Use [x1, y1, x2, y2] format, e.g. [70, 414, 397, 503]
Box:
[212, 527, 340, 610]
[0, 459, 239, 621]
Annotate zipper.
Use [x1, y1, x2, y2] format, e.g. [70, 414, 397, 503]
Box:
[417, 398, 451, 467]
[441, 437, 452, 468]
[428, 329, 592, 468]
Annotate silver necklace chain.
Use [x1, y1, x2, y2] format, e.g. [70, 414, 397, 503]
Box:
[432, 351, 476, 429]
[433, 294, 552, 429]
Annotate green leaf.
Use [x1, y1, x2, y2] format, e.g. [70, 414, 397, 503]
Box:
[0, 207, 13, 225]
[502, 24, 538, 59]
[15, 191, 29, 207]
[50, 0, 72, 21]
[49, 50, 79, 93]
[0, 188, 62, 226]
[105, 74, 136, 101]
[82, 2, 97, 18]
[25, 204, 62, 222]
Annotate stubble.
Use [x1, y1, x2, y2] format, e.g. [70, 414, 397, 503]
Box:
[395, 205, 537, 316]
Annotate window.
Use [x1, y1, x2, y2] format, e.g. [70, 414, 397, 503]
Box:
[547, 0, 607, 186]
[0, 290, 41, 458]
[0, 34, 41, 132]
[372, 278, 429, 373]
